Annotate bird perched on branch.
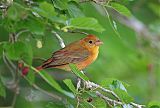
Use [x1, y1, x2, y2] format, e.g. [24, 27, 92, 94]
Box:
[21, 34, 103, 75]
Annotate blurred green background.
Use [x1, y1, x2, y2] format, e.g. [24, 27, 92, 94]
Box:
[0, 0, 160, 108]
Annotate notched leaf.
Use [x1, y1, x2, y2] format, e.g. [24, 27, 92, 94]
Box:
[108, 2, 132, 17]
[64, 17, 105, 32]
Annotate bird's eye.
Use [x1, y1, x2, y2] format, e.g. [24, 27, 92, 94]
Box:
[89, 40, 93, 44]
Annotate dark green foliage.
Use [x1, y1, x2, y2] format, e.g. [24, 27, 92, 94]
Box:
[4, 41, 33, 64]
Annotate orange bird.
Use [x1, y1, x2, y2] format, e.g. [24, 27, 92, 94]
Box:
[21, 34, 103, 75]
[36, 34, 103, 71]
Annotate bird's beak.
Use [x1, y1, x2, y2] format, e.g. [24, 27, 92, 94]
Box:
[95, 40, 103, 46]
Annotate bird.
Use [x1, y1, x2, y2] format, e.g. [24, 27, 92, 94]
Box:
[21, 34, 103, 75]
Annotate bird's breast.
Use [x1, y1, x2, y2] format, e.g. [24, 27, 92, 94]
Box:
[77, 47, 99, 70]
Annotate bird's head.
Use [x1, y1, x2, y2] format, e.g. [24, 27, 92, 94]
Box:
[80, 34, 103, 51]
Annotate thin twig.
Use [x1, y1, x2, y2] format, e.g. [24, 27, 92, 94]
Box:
[130, 102, 145, 108]
[96, 91, 145, 108]
[76, 96, 80, 108]
[85, 81, 120, 100]
[102, 6, 121, 38]
[15, 29, 29, 41]
[11, 93, 17, 107]
[96, 91, 123, 106]
[0, 4, 8, 9]
[51, 31, 65, 48]
[2, 44, 19, 108]
[2, 52, 16, 81]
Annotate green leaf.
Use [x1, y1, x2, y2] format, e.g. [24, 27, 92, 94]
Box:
[33, 1, 57, 19]
[32, 2, 66, 24]
[80, 91, 105, 107]
[109, 2, 132, 17]
[110, 80, 127, 92]
[101, 78, 117, 88]
[67, 3, 85, 18]
[0, 78, 6, 98]
[52, 0, 68, 10]
[80, 101, 93, 108]
[114, 89, 133, 103]
[148, 101, 160, 108]
[101, 79, 132, 103]
[38, 71, 63, 92]
[26, 69, 35, 85]
[101, 78, 129, 89]
[69, 64, 89, 81]
[24, 18, 45, 35]
[4, 41, 33, 65]
[86, 91, 97, 98]
[7, 5, 18, 20]
[49, 16, 66, 24]
[7, 2, 28, 21]
[109, 80, 133, 103]
[29, 66, 74, 98]
[92, 97, 106, 108]
[63, 79, 77, 94]
[65, 17, 105, 32]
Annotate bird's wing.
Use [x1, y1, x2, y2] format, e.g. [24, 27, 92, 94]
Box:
[41, 46, 89, 68]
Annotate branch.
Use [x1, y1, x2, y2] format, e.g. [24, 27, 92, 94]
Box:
[85, 81, 120, 100]
[0, 5, 8, 9]
[51, 31, 65, 48]
[2, 53, 19, 107]
[2, 52, 16, 81]
[15, 29, 29, 41]
[130, 102, 145, 108]
[96, 91, 123, 106]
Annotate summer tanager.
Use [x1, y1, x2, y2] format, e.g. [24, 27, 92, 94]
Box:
[21, 34, 103, 74]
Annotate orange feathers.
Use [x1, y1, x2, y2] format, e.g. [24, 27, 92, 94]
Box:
[37, 34, 103, 71]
